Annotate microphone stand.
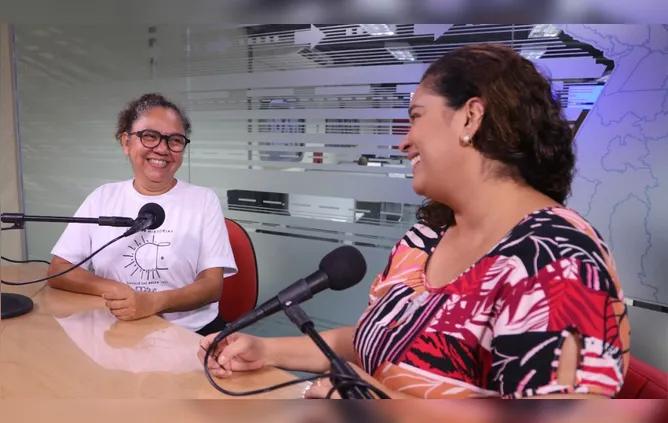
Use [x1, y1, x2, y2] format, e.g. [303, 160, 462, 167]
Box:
[278, 297, 375, 400]
[1, 224, 35, 320]
[0, 213, 135, 320]
[1, 213, 135, 228]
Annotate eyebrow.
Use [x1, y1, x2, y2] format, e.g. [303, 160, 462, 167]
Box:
[408, 104, 424, 116]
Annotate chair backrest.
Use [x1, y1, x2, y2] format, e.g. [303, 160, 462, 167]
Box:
[617, 356, 667, 399]
[219, 218, 259, 323]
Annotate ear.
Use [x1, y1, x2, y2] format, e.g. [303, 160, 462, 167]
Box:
[121, 132, 130, 156]
[463, 97, 485, 137]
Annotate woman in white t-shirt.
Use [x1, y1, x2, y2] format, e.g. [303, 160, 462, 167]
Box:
[48, 93, 238, 335]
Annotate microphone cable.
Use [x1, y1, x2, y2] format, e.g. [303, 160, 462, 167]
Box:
[2, 224, 391, 400]
[204, 366, 389, 399]
[1, 256, 50, 265]
[0, 231, 127, 286]
[0, 226, 50, 265]
[202, 340, 390, 399]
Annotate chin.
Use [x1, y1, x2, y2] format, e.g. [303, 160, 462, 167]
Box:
[412, 180, 427, 197]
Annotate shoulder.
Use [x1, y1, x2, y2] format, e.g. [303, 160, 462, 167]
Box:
[178, 180, 221, 208]
[83, 180, 132, 202]
[175, 180, 220, 202]
[397, 221, 445, 253]
[379, 221, 445, 279]
[495, 206, 621, 297]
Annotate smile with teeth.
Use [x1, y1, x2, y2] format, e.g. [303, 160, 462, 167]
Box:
[411, 155, 421, 167]
[147, 158, 168, 168]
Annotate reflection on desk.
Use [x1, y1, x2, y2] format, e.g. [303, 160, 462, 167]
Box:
[0, 264, 307, 399]
[55, 308, 202, 374]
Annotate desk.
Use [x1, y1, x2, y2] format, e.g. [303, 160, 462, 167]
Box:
[0, 264, 308, 399]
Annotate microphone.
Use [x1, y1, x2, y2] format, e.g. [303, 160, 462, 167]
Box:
[123, 202, 165, 236]
[204, 245, 386, 401]
[1, 202, 167, 318]
[0, 202, 165, 234]
[220, 245, 367, 336]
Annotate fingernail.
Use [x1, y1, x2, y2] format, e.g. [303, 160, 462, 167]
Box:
[302, 382, 313, 398]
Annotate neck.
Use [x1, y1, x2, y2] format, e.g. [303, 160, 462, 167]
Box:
[446, 179, 557, 235]
[133, 178, 177, 196]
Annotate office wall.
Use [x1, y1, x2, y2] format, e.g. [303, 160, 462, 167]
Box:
[0, 24, 24, 260]
[8, 24, 668, 370]
[557, 24, 668, 371]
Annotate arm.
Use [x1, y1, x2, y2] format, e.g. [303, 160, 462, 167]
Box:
[264, 326, 360, 373]
[491, 256, 630, 399]
[47, 255, 124, 296]
[153, 267, 223, 313]
[303, 360, 415, 399]
[47, 190, 123, 296]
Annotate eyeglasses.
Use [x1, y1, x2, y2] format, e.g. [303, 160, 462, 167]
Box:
[129, 129, 190, 152]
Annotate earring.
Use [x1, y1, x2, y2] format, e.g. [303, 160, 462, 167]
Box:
[462, 135, 471, 144]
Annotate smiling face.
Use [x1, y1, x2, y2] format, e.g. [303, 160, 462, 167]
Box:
[399, 83, 485, 204]
[121, 107, 186, 195]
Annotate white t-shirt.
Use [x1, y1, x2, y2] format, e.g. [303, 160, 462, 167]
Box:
[51, 179, 238, 332]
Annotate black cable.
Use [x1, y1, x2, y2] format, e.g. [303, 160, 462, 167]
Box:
[204, 366, 384, 398]
[325, 381, 389, 399]
[1, 256, 50, 265]
[0, 225, 51, 265]
[202, 339, 389, 398]
[0, 232, 127, 286]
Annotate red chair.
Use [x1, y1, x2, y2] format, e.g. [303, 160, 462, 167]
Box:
[218, 218, 259, 323]
[617, 356, 667, 399]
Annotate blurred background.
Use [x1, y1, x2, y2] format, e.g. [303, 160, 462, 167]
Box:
[1, 23, 666, 376]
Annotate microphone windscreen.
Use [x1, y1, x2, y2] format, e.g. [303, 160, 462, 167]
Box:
[138, 202, 165, 230]
[319, 245, 367, 291]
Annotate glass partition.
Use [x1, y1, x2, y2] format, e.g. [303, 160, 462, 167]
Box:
[12, 25, 668, 350]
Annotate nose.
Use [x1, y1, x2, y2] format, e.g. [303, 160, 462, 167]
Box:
[152, 139, 170, 155]
[399, 134, 411, 153]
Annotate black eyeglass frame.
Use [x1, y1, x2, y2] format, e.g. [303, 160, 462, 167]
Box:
[128, 129, 191, 152]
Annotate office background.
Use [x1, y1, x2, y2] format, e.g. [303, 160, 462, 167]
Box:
[1, 24, 667, 371]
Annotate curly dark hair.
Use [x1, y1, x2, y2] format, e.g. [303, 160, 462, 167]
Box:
[416, 44, 575, 228]
[114, 93, 192, 142]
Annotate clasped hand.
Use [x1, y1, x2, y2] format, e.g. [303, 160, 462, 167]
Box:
[103, 283, 157, 321]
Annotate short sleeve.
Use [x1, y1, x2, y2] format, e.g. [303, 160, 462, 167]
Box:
[197, 191, 237, 278]
[488, 255, 630, 398]
[50, 193, 95, 267]
[365, 221, 443, 307]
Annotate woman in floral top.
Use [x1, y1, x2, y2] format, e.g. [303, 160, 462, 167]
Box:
[199, 43, 630, 400]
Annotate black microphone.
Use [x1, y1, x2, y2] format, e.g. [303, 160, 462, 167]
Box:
[204, 245, 386, 401]
[123, 202, 165, 236]
[219, 245, 367, 337]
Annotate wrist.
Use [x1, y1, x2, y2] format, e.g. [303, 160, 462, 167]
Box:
[263, 337, 281, 368]
[96, 279, 127, 297]
[151, 290, 171, 314]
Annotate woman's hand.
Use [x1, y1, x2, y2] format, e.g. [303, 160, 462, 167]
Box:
[103, 283, 158, 320]
[303, 377, 339, 399]
[197, 332, 268, 378]
[302, 361, 410, 399]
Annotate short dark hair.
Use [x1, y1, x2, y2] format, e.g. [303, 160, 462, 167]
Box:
[115, 93, 191, 142]
[416, 44, 575, 228]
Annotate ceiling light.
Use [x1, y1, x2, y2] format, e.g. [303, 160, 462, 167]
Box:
[529, 24, 562, 38]
[520, 47, 547, 60]
[385, 42, 416, 61]
[361, 24, 396, 36]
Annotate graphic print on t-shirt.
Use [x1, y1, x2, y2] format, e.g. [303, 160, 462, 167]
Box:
[123, 233, 171, 292]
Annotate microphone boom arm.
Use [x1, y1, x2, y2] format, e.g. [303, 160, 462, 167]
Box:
[1, 212, 135, 228]
[278, 294, 376, 400]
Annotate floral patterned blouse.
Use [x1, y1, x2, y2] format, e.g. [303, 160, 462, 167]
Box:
[353, 207, 630, 398]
